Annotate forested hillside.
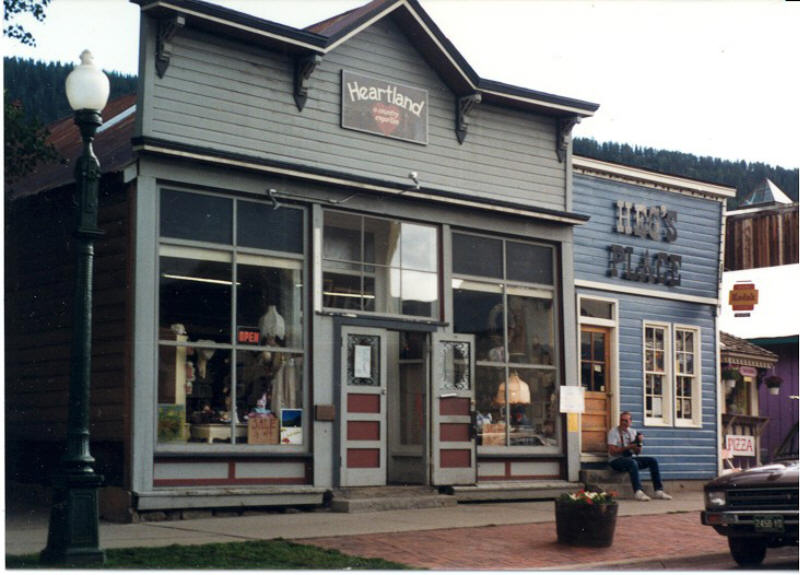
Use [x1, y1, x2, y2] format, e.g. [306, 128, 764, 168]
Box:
[574, 139, 798, 209]
[4, 56, 797, 209]
[4, 57, 137, 124]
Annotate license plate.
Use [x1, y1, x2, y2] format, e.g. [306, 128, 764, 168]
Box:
[753, 515, 784, 532]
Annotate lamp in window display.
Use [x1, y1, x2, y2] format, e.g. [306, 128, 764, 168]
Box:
[41, 50, 109, 566]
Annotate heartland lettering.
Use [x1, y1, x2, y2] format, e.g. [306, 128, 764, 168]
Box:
[347, 81, 426, 117]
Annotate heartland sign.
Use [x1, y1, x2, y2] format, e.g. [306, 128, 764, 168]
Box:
[342, 70, 428, 144]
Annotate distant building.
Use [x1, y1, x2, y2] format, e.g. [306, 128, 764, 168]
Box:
[720, 178, 799, 463]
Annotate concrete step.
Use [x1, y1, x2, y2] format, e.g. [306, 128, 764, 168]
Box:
[330, 486, 457, 513]
[450, 480, 578, 502]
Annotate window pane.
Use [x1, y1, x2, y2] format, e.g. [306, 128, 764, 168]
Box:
[580, 362, 591, 389]
[401, 270, 437, 317]
[401, 223, 437, 271]
[324, 212, 362, 263]
[366, 217, 401, 268]
[506, 241, 553, 285]
[508, 369, 557, 446]
[323, 272, 364, 310]
[580, 299, 613, 319]
[158, 347, 238, 445]
[506, 294, 554, 365]
[592, 364, 605, 391]
[452, 233, 502, 278]
[236, 261, 303, 349]
[593, 333, 605, 362]
[238, 351, 304, 442]
[237, 201, 303, 253]
[161, 189, 232, 244]
[159, 255, 231, 342]
[453, 288, 503, 362]
[475, 365, 506, 446]
[580, 332, 591, 360]
[347, 334, 380, 386]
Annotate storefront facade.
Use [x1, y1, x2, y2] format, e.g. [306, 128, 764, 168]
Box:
[114, 0, 600, 510]
[572, 157, 735, 480]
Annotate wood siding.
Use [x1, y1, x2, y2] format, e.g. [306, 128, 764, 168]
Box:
[5, 183, 131, 445]
[141, 17, 566, 212]
[573, 174, 723, 300]
[725, 207, 799, 271]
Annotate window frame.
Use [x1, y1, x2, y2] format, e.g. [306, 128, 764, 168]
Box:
[451, 230, 561, 454]
[673, 323, 702, 428]
[642, 320, 672, 427]
[155, 187, 308, 454]
[320, 209, 441, 320]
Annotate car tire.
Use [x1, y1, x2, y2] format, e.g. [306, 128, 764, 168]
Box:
[728, 537, 767, 566]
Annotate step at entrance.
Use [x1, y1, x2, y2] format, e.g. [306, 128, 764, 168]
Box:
[330, 486, 457, 513]
[450, 480, 579, 502]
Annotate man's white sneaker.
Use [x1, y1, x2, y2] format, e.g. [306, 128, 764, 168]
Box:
[654, 490, 673, 500]
[634, 490, 651, 501]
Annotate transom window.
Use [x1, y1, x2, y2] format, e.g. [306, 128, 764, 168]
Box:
[157, 189, 306, 448]
[452, 232, 559, 450]
[322, 211, 439, 318]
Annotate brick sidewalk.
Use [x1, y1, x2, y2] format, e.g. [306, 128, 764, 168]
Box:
[300, 512, 730, 570]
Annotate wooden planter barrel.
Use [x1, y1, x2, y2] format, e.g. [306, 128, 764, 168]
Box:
[555, 500, 618, 547]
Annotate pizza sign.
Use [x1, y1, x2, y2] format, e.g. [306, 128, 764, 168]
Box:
[726, 434, 755, 457]
[728, 282, 758, 312]
[342, 70, 428, 145]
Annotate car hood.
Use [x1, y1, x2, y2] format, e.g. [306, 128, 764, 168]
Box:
[707, 460, 799, 488]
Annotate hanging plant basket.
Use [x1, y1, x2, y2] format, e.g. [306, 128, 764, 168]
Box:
[765, 375, 782, 396]
[555, 491, 618, 547]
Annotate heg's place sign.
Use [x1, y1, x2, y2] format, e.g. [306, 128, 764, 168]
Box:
[341, 70, 428, 145]
[608, 200, 682, 286]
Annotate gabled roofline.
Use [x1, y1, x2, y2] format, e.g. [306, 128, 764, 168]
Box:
[131, 0, 598, 117]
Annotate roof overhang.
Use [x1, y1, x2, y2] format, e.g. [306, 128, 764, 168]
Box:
[573, 156, 736, 200]
[131, 0, 599, 118]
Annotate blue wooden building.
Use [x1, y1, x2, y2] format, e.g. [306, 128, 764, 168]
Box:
[572, 157, 735, 482]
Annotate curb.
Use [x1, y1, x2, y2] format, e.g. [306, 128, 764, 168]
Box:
[543, 551, 734, 571]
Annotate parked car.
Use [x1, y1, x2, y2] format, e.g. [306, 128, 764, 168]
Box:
[701, 423, 798, 566]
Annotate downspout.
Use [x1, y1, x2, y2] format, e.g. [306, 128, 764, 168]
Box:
[715, 201, 729, 476]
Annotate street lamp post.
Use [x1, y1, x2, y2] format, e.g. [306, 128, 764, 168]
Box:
[41, 50, 110, 566]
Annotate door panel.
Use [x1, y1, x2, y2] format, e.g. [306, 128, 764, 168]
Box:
[431, 333, 476, 485]
[580, 326, 611, 454]
[340, 327, 387, 486]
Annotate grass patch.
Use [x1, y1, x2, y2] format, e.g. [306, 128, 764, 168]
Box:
[6, 538, 414, 570]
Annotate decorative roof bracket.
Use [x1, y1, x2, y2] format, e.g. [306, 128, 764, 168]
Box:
[294, 54, 322, 111]
[456, 93, 482, 144]
[156, 14, 186, 78]
[556, 115, 581, 163]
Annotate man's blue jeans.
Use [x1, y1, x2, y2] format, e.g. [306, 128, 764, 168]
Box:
[609, 456, 664, 492]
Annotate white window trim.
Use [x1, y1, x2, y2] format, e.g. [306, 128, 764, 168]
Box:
[674, 323, 702, 428]
[642, 320, 673, 427]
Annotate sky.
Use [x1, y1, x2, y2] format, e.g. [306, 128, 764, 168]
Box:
[4, 0, 799, 169]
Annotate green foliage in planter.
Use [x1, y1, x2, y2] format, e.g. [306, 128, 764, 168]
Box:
[721, 367, 743, 383]
[558, 488, 616, 505]
[765, 375, 783, 388]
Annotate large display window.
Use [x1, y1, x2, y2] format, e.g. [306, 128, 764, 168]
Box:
[452, 232, 560, 449]
[157, 189, 305, 448]
[322, 210, 439, 318]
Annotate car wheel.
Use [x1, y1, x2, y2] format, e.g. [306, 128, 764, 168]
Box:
[728, 537, 767, 566]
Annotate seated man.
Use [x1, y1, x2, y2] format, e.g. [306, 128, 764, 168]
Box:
[607, 411, 672, 501]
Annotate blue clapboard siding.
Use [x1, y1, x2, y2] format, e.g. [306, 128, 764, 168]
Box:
[612, 292, 718, 479]
[143, 17, 567, 212]
[573, 173, 723, 299]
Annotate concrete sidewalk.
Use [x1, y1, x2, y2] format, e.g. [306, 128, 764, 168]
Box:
[5, 491, 695, 551]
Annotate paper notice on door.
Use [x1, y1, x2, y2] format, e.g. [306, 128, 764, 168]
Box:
[354, 345, 372, 378]
[567, 412, 579, 432]
[559, 385, 585, 413]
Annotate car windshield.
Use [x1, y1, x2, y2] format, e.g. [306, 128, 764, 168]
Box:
[773, 422, 799, 462]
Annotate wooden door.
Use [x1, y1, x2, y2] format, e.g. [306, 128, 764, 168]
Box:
[580, 326, 611, 454]
[431, 333, 476, 485]
[340, 327, 387, 486]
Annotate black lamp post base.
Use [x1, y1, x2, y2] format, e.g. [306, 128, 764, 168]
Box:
[40, 472, 105, 566]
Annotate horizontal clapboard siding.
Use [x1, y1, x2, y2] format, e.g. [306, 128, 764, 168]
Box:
[573, 173, 723, 299]
[144, 17, 566, 211]
[5, 186, 131, 443]
[578, 290, 719, 479]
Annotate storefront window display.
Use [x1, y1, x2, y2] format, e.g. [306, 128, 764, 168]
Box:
[452, 232, 559, 448]
[157, 189, 305, 447]
[322, 211, 438, 318]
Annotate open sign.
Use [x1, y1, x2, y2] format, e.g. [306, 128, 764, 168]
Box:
[726, 434, 755, 457]
[237, 327, 260, 344]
